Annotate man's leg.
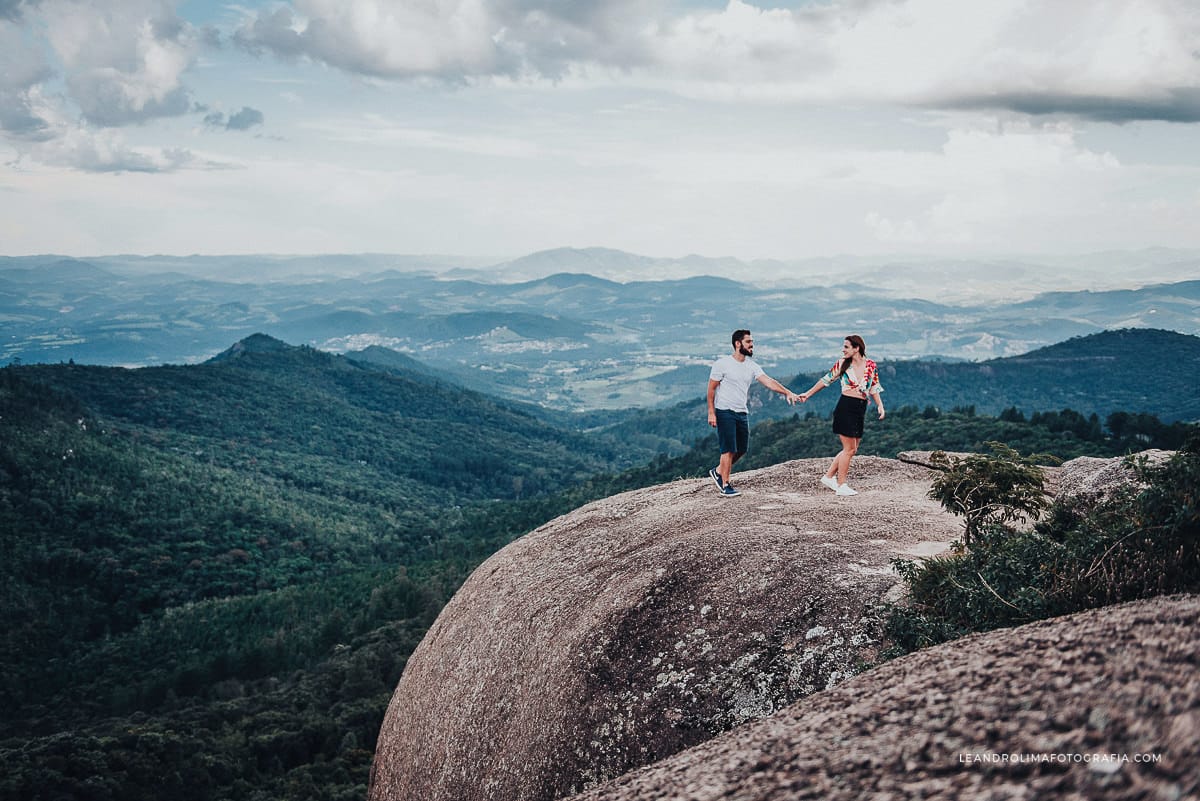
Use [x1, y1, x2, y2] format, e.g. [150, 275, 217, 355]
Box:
[719, 450, 735, 485]
[715, 409, 736, 486]
[725, 413, 748, 484]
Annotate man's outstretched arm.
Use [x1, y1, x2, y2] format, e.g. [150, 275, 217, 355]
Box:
[757, 374, 800, 404]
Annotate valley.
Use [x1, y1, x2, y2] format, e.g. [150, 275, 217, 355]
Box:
[4, 249, 1197, 411]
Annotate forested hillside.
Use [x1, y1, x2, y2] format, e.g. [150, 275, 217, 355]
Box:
[872, 328, 1197, 421]
[0, 345, 650, 801]
[21, 333, 651, 496]
[1, 332, 1193, 801]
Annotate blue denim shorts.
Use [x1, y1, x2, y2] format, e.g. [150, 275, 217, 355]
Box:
[715, 408, 749, 455]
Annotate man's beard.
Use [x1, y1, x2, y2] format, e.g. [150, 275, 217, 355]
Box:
[739, 344, 753, 356]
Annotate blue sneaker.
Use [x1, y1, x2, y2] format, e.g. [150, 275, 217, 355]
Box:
[721, 484, 740, 497]
[709, 467, 724, 490]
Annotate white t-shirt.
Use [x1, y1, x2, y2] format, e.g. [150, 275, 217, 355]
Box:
[709, 355, 764, 413]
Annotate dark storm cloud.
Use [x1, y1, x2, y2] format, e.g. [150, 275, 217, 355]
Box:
[939, 88, 1200, 124]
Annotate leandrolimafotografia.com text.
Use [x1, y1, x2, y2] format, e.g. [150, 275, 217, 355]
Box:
[959, 752, 1162, 766]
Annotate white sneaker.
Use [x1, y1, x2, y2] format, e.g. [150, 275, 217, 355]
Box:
[820, 476, 839, 492]
[835, 483, 857, 496]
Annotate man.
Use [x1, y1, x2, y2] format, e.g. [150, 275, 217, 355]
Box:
[707, 329, 799, 496]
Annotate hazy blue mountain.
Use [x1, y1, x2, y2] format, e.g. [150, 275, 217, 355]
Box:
[3, 251, 1196, 411]
[0, 257, 117, 284]
[493, 248, 661, 278]
[83, 253, 491, 281]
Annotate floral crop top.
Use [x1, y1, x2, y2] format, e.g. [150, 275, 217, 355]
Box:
[820, 358, 883, 397]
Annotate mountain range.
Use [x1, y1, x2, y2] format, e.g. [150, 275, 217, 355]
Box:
[3, 248, 1197, 411]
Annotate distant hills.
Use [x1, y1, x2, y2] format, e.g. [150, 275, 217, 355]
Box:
[871, 327, 1194, 421]
[2, 249, 1197, 411]
[8, 246, 1197, 291]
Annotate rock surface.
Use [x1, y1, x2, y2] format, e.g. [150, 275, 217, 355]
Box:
[569, 593, 1200, 801]
[896, 450, 977, 469]
[368, 456, 962, 801]
[1054, 449, 1172, 504]
[899, 448, 1174, 505]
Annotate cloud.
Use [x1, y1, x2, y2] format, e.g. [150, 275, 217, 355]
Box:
[231, 0, 1200, 125]
[40, 0, 200, 126]
[0, 0, 39, 21]
[644, 0, 1200, 120]
[233, 1, 500, 77]
[0, 24, 55, 139]
[17, 119, 208, 173]
[851, 121, 1129, 248]
[0, 95, 50, 140]
[232, 0, 661, 79]
[226, 106, 265, 130]
[0, 17, 212, 175]
[649, 1, 835, 85]
[204, 106, 265, 131]
[937, 88, 1200, 124]
[492, 0, 664, 76]
[40, 140, 200, 173]
[304, 115, 542, 158]
[0, 0, 259, 171]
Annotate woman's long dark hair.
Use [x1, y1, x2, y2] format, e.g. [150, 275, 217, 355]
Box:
[839, 334, 867, 377]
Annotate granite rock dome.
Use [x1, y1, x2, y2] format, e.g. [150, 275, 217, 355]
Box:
[368, 456, 961, 801]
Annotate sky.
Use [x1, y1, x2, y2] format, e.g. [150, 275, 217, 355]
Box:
[2, 0, 1200, 263]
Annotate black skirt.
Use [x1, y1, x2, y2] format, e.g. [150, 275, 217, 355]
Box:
[832, 395, 868, 438]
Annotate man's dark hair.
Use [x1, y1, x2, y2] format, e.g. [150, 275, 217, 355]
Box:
[732, 329, 751, 347]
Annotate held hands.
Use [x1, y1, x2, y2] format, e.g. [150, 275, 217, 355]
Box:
[784, 391, 802, 405]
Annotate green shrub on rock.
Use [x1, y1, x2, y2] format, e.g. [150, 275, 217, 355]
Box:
[925, 442, 1056, 548]
[886, 432, 1200, 654]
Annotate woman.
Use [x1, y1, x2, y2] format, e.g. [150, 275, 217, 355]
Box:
[799, 335, 885, 496]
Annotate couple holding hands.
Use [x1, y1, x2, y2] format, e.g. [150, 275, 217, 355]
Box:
[706, 329, 885, 497]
